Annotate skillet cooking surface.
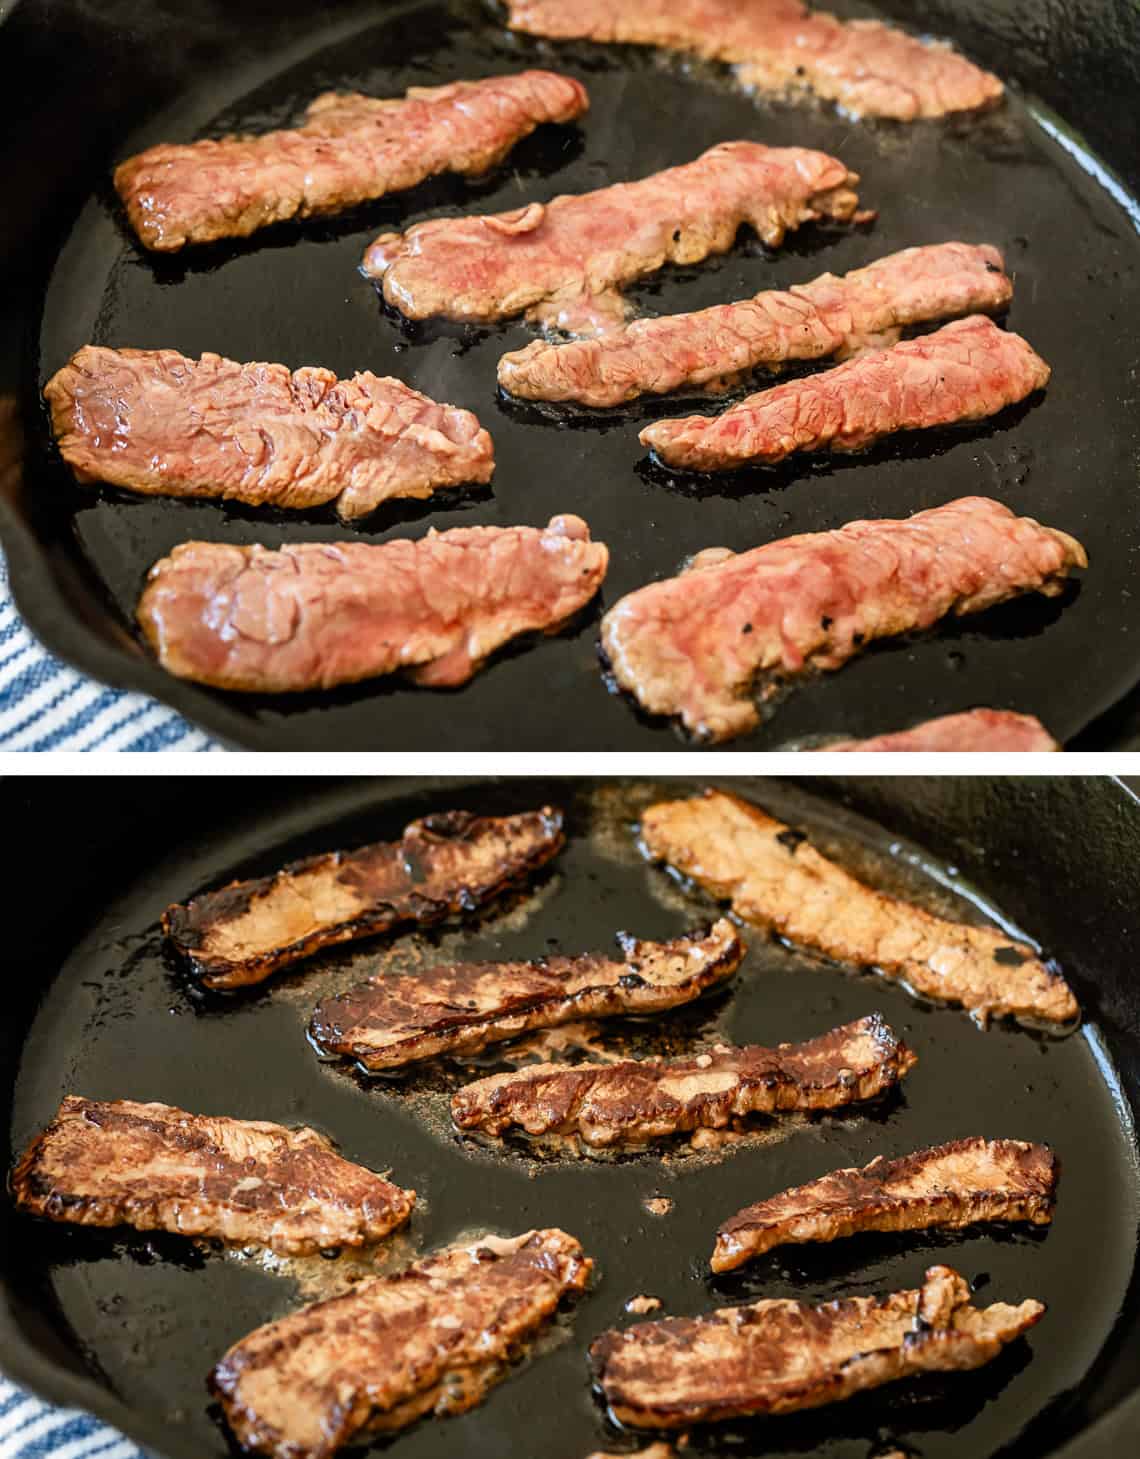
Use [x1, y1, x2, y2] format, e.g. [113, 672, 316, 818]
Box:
[12, 0, 1140, 748]
[3, 777, 1140, 1459]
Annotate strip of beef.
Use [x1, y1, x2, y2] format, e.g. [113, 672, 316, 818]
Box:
[362, 141, 863, 332]
[506, 2, 1002, 121]
[44, 347, 494, 521]
[451, 1013, 916, 1147]
[211, 1229, 591, 1458]
[712, 1137, 1058, 1272]
[10, 1097, 414, 1256]
[589, 1264, 1042, 1428]
[640, 790, 1079, 1026]
[587, 1449, 674, 1459]
[114, 71, 589, 252]
[640, 316, 1048, 470]
[310, 919, 744, 1070]
[498, 243, 1012, 407]
[828, 708, 1060, 753]
[165, 807, 564, 989]
[138, 515, 608, 694]
[599, 497, 1087, 742]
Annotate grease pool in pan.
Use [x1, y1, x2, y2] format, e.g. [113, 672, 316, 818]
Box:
[27, 0, 1140, 749]
[6, 779, 1140, 1459]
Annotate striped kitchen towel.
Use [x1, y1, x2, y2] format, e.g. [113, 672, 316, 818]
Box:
[0, 552, 220, 752]
[0, 1378, 144, 1459]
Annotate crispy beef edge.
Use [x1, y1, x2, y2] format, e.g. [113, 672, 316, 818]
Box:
[312, 922, 745, 1068]
[163, 809, 566, 987]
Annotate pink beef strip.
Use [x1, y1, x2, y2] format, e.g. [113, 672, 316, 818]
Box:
[115, 71, 589, 251]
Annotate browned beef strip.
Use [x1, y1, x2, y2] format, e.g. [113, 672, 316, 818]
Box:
[640, 790, 1079, 1026]
[640, 317, 1049, 470]
[44, 348, 494, 521]
[498, 243, 1012, 407]
[506, 1, 1002, 120]
[114, 71, 589, 251]
[164, 807, 565, 989]
[450, 1013, 916, 1147]
[712, 1137, 1058, 1272]
[362, 141, 863, 330]
[138, 515, 608, 693]
[587, 1449, 674, 1459]
[310, 919, 744, 1070]
[210, 1229, 592, 1458]
[10, 1097, 414, 1257]
[599, 497, 1087, 742]
[589, 1265, 1042, 1428]
[827, 709, 1060, 753]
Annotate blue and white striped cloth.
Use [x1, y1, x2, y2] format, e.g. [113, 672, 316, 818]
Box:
[0, 1379, 143, 1459]
[0, 552, 219, 751]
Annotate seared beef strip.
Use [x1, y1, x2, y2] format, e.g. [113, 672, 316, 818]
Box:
[10, 1097, 414, 1256]
[138, 515, 608, 693]
[44, 347, 494, 520]
[600, 497, 1087, 742]
[590, 1265, 1042, 1428]
[115, 71, 589, 251]
[506, 1, 1002, 120]
[828, 709, 1060, 753]
[451, 1013, 916, 1147]
[310, 919, 744, 1070]
[640, 316, 1049, 470]
[165, 807, 564, 989]
[210, 1229, 592, 1458]
[587, 1449, 674, 1459]
[640, 790, 1079, 1026]
[712, 1137, 1058, 1271]
[362, 141, 863, 331]
[498, 243, 1012, 407]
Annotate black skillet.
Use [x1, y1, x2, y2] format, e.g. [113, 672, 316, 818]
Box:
[1, 774, 1139, 1459]
[1, 0, 1139, 750]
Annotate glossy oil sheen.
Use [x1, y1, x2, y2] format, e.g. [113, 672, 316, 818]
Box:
[17, 0, 1140, 748]
[4, 778, 1139, 1459]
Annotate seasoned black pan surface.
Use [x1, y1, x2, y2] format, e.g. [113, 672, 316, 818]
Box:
[3, 0, 1140, 747]
[1, 776, 1139, 1459]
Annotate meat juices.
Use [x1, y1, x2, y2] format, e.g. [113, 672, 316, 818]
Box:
[138, 515, 608, 694]
[310, 919, 745, 1070]
[590, 1265, 1043, 1427]
[640, 317, 1049, 470]
[640, 790, 1080, 1026]
[362, 141, 864, 331]
[210, 1230, 592, 1458]
[506, 1, 1003, 121]
[165, 806, 565, 988]
[599, 498, 1087, 742]
[450, 1013, 917, 1147]
[712, 1137, 1058, 1271]
[114, 70, 589, 251]
[498, 242, 1012, 407]
[827, 708, 1060, 753]
[10, 1097, 414, 1256]
[44, 347, 494, 520]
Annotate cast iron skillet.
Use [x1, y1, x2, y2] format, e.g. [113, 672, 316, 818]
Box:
[1, 775, 1139, 1459]
[1, 0, 1140, 750]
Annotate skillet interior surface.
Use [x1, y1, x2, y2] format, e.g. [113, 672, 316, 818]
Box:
[6, 0, 1140, 749]
[2, 775, 1139, 1459]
